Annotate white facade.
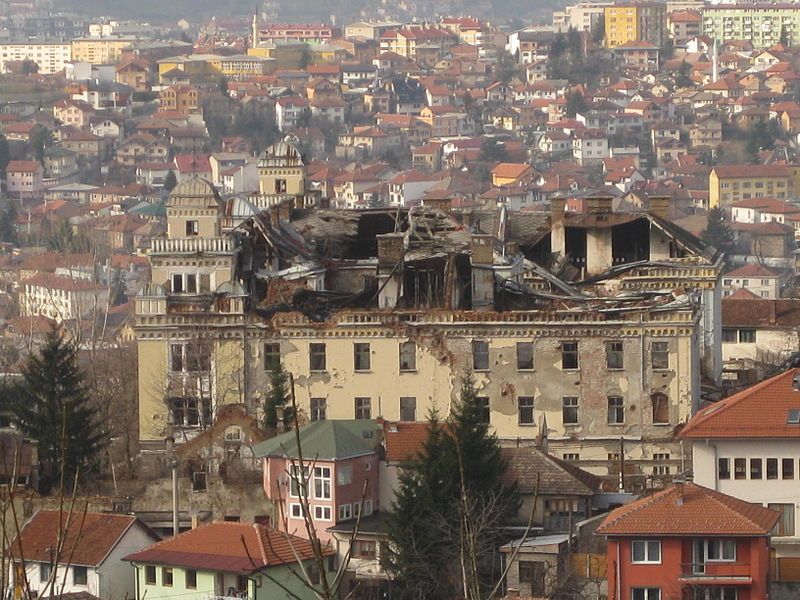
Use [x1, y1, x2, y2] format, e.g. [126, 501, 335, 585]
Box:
[721, 327, 797, 364]
[721, 275, 781, 299]
[692, 440, 800, 559]
[10, 522, 155, 600]
[0, 42, 71, 74]
[20, 279, 110, 322]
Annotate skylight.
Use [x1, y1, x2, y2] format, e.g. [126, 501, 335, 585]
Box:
[788, 409, 800, 425]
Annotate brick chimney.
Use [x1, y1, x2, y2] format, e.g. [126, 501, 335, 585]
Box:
[376, 233, 405, 308]
[551, 197, 567, 257]
[471, 234, 495, 311]
[586, 195, 613, 215]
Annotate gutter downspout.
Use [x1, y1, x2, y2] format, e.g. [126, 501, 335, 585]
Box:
[616, 541, 621, 600]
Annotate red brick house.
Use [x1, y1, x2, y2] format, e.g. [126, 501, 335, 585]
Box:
[596, 482, 778, 600]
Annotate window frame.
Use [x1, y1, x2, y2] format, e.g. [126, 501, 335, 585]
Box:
[767, 458, 779, 479]
[400, 396, 417, 421]
[355, 397, 372, 420]
[562, 396, 579, 425]
[783, 458, 795, 479]
[516, 341, 534, 370]
[734, 457, 746, 480]
[561, 341, 579, 370]
[162, 567, 173, 587]
[313, 466, 332, 500]
[472, 340, 490, 371]
[310, 397, 327, 421]
[651, 392, 669, 424]
[606, 340, 624, 370]
[750, 458, 763, 479]
[185, 569, 197, 589]
[144, 565, 156, 585]
[518, 396, 535, 425]
[309, 343, 326, 371]
[399, 341, 416, 372]
[264, 342, 280, 371]
[651, 341, 669, 370]
[631, 540, 662, 564]
[354, 342, 371, 372]
[608, 395, 625, 425]
[718, 457, 730, 480]
[313, 505, 332, 521]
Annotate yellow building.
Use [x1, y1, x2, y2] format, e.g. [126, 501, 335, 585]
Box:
[248, 43, 307, 70]
[257, 139, 305, 196]
[708, 164, 792, 208]
[604, 2, 667, 47]
[71, 37, 138, 64]
[157, 54, 222, 83]
[135, 191, 724, 479]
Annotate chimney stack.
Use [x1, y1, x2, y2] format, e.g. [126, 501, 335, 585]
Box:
[423, 196, 452, 213]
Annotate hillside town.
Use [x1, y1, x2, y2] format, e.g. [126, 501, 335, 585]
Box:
[5, 0, 800, 599]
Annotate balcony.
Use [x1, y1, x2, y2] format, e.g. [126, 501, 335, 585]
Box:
[680, 563, 753, 584]
[150, 237, 234, 255]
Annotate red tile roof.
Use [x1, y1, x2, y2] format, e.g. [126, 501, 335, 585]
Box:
[6, 160, 41, 173]
[681, 369, 800, 439]
[596, 483, 779, 537]
[722, 298, 800, 328]
[10, 510, 153, 566]
[713, 164, 790, 178]
[383, 421, 430, 463]
[124, 522, 331, 574]
[725, 263, 780, 278]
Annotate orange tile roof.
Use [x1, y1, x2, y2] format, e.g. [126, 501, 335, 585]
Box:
[383, 421, 430, 463]
[596, 483, 779, 537]
[491, 162, 532, 179]
[124, 522, 331, 574]
[681, 369, 800, 439]
[10, 510, 153, 566]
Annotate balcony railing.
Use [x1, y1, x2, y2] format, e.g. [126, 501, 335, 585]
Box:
[207, 594, 250, 600]
[680, 562, 753, 581]
[150, 237, 234, 255]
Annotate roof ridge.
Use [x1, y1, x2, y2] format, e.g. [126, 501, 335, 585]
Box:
[597, 486, 670, 532]
[681, 369, 798, 438]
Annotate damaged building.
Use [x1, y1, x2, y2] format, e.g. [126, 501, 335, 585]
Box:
[135, 146, 723, 483]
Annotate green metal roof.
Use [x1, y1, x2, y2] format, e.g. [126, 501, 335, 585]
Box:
[251, 420, 381, 461]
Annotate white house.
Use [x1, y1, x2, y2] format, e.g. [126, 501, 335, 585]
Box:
[682, 369, 800, 570]
[721, 297, 800, 368]
[571, 128, 609, 166]
[19, 273, 110, 322]
[387, 170, 441, 207]
[8, 510, 159, 600]
[721, 263, 783, 299]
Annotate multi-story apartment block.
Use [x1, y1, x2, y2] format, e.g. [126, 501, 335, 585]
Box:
[703, 5, 800, 49]
[709, 164, 793, 208]
[604, 2, 667, 47]
[0, 41, 72, 74]
[379, 26, 459, 59]
[71, 37, 138, 65]
[553, 1, 613, 32]
[667, 9, 701, 45]
[254, 22, 338, 44]
[135, 154, 722, 483]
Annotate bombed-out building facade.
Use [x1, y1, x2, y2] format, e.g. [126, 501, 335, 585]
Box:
[135, 143, 723, 484]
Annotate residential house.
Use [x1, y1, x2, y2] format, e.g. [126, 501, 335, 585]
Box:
[53, 98, 95, 128]
[8, 510, 158, 600]
[721, 298, 800, 371]
[159, 85, 199, 114]
[721, 264, 783, 299]
[681, 369, 800, 574]
[125, 522, 334, 600]
[252, 420, 382, 543]
[387, 170, 441, 207]
[572, 129, 610, 166]
[690, 116, 723, 149]
[491, 163, 535, 188]
[20, 273, 110, 322]
[6, 160, 44, 199]
[596, 483, 778, 600]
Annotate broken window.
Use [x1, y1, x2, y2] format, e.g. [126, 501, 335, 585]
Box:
[472, 340, 489, 371]
[192, 471, 207, 492]
[561, 341, 579, 370]
[607, 396, 624, 424]
[718, 458, 730, 479]
[518, 396, 534, 425]
[516, 342, 534, 370]
[311, 398, 326, 421]
[651, 341, 669, 370]
[275, 178, 287, 193]
[400, 397, 416, 421]
[606, 341, 624, 370]
[170, 343, 184, 372]
[355, 397, 372, 420]
[562, 396, 579, 424]
[399, 341, 416, 372]
[309, 343, 326, 371]
[354, 343, 371, 371]
[264, 343, 280, 371]
[651, 393, 669, 424]
[171, 273, 184, 293]
[185, 220, 198, 236]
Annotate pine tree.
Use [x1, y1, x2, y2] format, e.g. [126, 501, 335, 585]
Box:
[702, 207, 736, 256]
[10, 328, 106, 491]
[164, 169, 178, 192]
[387, 376, 519, 599]
[265, 361, 292, 429]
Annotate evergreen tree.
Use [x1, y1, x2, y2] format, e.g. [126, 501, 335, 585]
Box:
[781, 25, 790, 47]
[10, 328, 106, 491]
[565, 91, 587, 118]
[264, 361, 292, 429]
[675, 60, 694, 88]
[163, 169, 178, 192]
[0, 135, 10, 174]
[479, 138, 508, 163]
[702, 207, 736, 256]
[387, 376, 519, 599]
[0, 201, 17, 245]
